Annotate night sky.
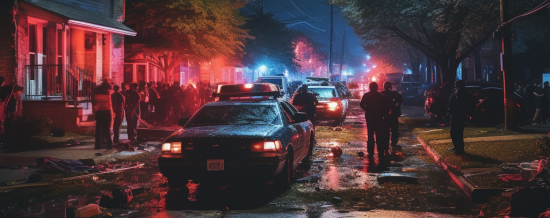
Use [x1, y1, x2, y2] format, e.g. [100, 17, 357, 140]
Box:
[242, 0, 365, 67]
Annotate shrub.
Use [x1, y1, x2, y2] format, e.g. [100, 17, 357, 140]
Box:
[14, 116, 53, 136]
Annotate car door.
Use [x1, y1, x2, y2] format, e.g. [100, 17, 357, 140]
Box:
[282, 102, 311, 159]
[280, 102, 307, 163]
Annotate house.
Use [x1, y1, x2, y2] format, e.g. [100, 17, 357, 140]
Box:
[0, 0, 135, 133]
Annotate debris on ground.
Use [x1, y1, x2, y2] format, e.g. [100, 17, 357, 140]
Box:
[39, 157, 96, 172]
[26, 174, 43, 183]
[69, 204, 102, 218]
[313, 159, 324, 163]
[377, 172, 419, 184]
[331, 197, 343, 204]
[330, 146, 343, 158]
[295, 174, 322, 183]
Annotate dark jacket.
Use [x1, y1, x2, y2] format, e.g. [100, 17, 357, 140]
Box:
[125, 90, 141, 113]
[381, 89, 403, 117]
[92, 84, 112, 112]
[360, 91, 392, 123]
[111, 91, 125, 114]
[448, 88, 475, 117]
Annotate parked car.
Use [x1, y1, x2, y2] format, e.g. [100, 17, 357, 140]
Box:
[425, 82, 504, 125]
[290, 85, 349, 125]
[158, 83, 315, 191]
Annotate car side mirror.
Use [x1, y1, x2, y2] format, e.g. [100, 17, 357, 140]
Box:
[293, 112, 309, 123]
[178, 118, 190, 127]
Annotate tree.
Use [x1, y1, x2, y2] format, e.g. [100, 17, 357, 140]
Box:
[125, 0, 250, 82]
[342, 0, 548, 83]
[292, 31, 327, 75]
[241, 12, 297, 73]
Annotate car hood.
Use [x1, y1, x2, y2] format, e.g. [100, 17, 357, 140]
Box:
[174, 124, 282, 139]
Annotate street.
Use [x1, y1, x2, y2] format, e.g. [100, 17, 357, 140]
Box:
[1, 102, 480, 218]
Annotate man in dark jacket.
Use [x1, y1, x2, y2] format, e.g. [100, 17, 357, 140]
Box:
[294, 84, 318, 125]
[147, 82, 159, 123]
[111, 85, 125, 143]
[447, 80, 475, 154]
[125, 83, 141, 142]
[360, 82, 392, 157]
[92, 79, 113, 149]
[168, 82, 184, 124]
[381, 81, 403, 148]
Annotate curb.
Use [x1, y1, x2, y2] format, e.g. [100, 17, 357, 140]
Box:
[417, 137, 505, 202]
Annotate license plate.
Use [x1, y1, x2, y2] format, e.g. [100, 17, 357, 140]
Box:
[207, 159, 224, 171]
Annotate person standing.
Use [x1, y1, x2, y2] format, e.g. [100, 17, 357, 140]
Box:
[125, 83, 141, 142]
[92, 79, 113, 149]
[295, 84, 318, 126]
[381, 81, 403, 148]
[168, 82, 184, 124]
[147, 82, 159, 123]
[111, 85, 125, 143]
[447, 80, 475, 154]
[138, 81, 149, 121]
[360, 82, 392, 157]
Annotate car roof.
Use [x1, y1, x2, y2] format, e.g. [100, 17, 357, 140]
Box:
[259, 76, 284, 79]
[205, 99, 280, 106]
[308, 86, 336, 89]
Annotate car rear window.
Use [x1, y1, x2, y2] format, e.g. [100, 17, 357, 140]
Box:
[309, 88, 338, 98]
[186, 105, 282, 127]
[258, 78, 283, 87]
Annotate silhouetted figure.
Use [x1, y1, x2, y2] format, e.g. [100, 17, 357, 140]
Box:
[125, 83, 141, 142]
[294, 84, 318, 125]
[111, 85, 125, 143]
[158, 84, 170, 124]
[92, 79, 113, 149]
[447, 80, 475, 154]
[381, 81, 403, 147]
[183, 84, 197, 117]
[360, 82, 392, 157]
[0, 76, 16, 138]
[168, 82, 184, 124]
[138, 81, 149, 121]
[147, 82, 159, 123]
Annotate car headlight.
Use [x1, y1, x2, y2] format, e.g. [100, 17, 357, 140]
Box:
[170, 142, 182, 153]
[162, 143, 171, 152]
[251, 140, 282, 152]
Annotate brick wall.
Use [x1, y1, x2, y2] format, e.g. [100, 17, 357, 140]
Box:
[22, 101, 94, 133]
[111, 33, 124, 85]
[14, 9, 28, 87]
[0, 1, 16, 84]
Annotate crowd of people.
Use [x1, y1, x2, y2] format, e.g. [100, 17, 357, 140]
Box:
[514, 81, 550, 126]
[93, 79, 214, 149]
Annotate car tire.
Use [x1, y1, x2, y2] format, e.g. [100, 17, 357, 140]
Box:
[167, 177, 186, 189]
[275, 151, 293, 190]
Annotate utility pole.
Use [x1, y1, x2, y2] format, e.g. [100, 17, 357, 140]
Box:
[339, 30, 346, 81]
[500, 0, 515, 130]
[328, 3, 333, 78]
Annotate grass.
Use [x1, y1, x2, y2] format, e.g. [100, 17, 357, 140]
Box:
[427, 139, 548, 169]
[32, 132, 94, 144]
[413, 126, 522, 143]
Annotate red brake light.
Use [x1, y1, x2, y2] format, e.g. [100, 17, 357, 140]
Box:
[251, 141, 282, 152]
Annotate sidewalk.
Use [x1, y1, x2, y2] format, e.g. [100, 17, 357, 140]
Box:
[416, 130, 549, 202]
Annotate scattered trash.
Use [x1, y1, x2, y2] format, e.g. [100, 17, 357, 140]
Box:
[331, 197, 343, 204]
[27, 174, 43, 183]
[511, 187, 550, 217]
[334, 127, 343, 131]
[295, 174, 322, 183]
[377, 172, 419, 184]
[330, 146, 342, 158]
[357, 152, 364, 157]
[40, 157, 95, 172]
[72, 204, 101, 218]
[68, 139, 81, 146]
[313, 159, 324, 163]
[112, 187, 133, 206]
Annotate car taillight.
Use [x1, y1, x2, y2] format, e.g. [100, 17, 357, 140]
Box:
[162, 143, 171, 152]
[327, 102, 339, 111]
[170, 142, 182, 153]
[251, 140, 282, 152]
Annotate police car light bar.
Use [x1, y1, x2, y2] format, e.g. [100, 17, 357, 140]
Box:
[213, 83, 281, 99]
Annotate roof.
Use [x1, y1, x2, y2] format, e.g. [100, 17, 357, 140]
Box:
[22, 0, 136, 35]
[308, 86, 336, 89]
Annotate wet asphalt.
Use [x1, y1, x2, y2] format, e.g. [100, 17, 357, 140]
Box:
[6, 102, 480, 218]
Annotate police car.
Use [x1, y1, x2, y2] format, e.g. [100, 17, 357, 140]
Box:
[158, 83, 316, 190]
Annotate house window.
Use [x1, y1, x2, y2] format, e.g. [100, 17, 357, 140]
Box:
[524, 68, 531, 79]
[481, 40, 492, 50]
[29, 24, 37, 65]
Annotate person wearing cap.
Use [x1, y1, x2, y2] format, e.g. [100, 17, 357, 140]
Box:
[360, 82, 392, 158]
[381, 81, 403, 149]
[92, 78, 113, 149]
[447, 80, 475, 154]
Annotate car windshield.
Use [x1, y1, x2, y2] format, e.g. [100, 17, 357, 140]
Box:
[258, 78, 283, 87]
[186, 105, 282, 127]
[309, 88, 338, 98]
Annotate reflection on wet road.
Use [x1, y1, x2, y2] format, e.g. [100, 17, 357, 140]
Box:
[6, 104, 477, 217]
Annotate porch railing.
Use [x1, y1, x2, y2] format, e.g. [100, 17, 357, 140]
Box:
[25, 65, 93, 104]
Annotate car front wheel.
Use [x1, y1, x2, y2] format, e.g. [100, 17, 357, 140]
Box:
[275, 153, 293, 190]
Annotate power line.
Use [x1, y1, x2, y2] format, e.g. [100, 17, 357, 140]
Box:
[288, 0, 315, 18]
[286, 22, 326, 32]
